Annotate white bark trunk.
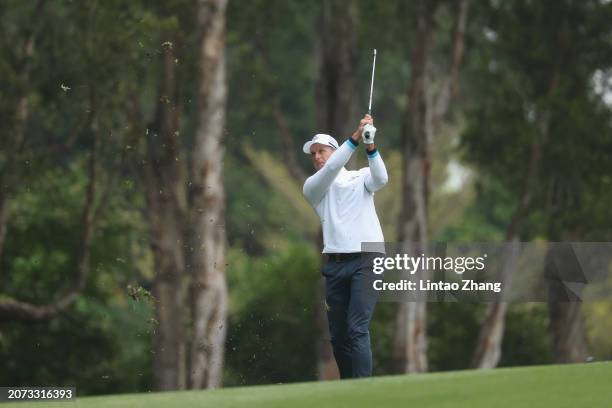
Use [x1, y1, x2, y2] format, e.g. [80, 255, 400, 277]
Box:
[471, 239, 519, 368]
[189, 0, 228, 389]
[546, 242, 590, 363]
[394, 0, 435, 374]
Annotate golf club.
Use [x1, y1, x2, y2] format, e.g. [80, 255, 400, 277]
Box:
[363, 49, 377, 142]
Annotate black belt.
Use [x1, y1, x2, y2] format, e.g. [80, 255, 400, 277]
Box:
[326, 252, 362, 262]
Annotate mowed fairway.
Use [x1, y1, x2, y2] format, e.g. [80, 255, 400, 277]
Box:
[5, 361, 611, 408]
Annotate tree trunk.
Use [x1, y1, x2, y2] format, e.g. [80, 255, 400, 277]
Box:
[272, 101, 308, 184]
[316, 0, 359, 163]
[316, 277, 339, 379]
[0, 194, 9, 287]
[147, 47, 188, 391]
[471, 70, 559, 369]
[315, 230, 339, 379]
[313, 0, 360, 380]
[394, 0, 437, 374]
[548, 301, 589, 363]
[394, 0, 469, 374]
[470, 239, 519, 368]
[470, 140, 543, 368]
[188, 0, 229, 389]
[545, 242, 589, 363]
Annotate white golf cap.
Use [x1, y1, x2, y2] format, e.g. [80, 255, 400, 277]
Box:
[302, 133, 339, 154]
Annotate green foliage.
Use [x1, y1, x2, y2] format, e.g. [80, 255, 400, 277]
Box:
[224, 153, 287, 255]
[226, 0, 318, 159]
[368, 301, 398, 375]
[460, 0, 612, 240]
[127, 284, 155, 304]
[224, 243, 320, 385]
[0, 158, 153, 395]
[584, 301, 612, 361]
[499, 303, 554, 367]
[436, 176, 512, 242]
[427, 303, 482, 371]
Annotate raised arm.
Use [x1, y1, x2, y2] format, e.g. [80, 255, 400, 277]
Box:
[361, 114, 388, 193]
[364, 147, 388, 193]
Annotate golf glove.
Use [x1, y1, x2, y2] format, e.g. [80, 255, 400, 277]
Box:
[362, 124, 377, 144]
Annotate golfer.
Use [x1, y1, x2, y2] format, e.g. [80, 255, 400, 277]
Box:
[302, 114, 388, 378]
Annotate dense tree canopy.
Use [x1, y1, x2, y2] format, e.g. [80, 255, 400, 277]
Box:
[0, 0, 611, 395]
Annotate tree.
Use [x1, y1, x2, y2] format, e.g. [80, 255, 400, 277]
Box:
[144, 43, 189, 390]
[394, 0, 469, 374]
[0, 0, 140, 323]
[312, 0, 362, 380]
[123, 0, 229, 389]
[461, 0, 612, 368]
[187, 0, 229, 389]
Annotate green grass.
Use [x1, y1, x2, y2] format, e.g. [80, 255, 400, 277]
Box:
[6, 362, 611, 408]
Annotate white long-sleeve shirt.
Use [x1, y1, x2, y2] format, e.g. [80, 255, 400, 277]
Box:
[303, 139, 388, 253]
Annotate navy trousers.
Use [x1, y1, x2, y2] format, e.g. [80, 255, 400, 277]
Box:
[322, 253, 381, 379]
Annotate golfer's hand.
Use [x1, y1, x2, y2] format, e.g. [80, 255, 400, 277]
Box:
[361, 114, 377, 145]
[351, 114, 373, 143]
[357, 114, 374, 133]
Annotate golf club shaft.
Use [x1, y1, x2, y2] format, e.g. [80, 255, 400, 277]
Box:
[368, 49, 377, 115]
